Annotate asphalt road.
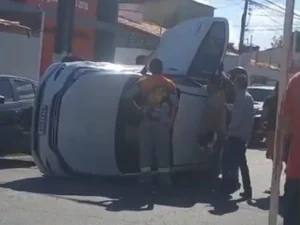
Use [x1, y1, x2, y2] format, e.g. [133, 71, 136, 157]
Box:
[0, 149, 284, 225]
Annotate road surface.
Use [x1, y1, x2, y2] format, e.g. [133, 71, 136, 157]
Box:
[0, 149, 284, 225]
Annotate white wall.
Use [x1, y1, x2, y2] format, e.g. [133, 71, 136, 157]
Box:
[0, 32, 41, 80]
[114, 47, 283, 85]
[118, 3, 144, 23]
[252, 46, 300, 72]
[223, 52, 281, 85]
[223, 54, 239, 72]
[246, 64, 280, 81]
[115, 47, 250, 72]
[143, 0, 214, 28]
[114, 47, 151, 64]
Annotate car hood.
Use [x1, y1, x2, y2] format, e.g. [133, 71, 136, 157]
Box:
[146, 17, 229, 80]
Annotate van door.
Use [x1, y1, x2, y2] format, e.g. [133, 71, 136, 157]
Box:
[12, 79, 36, 153]
[147, 17, 229, 78]
[146, 17, 229, 168]
[0, 78, 19, 154]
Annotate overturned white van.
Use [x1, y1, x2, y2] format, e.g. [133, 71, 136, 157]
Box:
[32, 17, 229, 177]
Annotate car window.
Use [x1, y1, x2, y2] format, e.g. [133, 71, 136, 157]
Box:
[14, 80, 35, 101]
[0, 79, 14, 102]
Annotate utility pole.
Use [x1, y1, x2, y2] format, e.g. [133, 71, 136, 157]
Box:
[268, 0, 295, 224]
[53, 0, 76, 62]
[238, 0, 249, 53]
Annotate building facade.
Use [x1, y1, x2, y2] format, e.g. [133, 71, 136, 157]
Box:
[1, 0, 118, 74]
[143, 0, 214, 28]
[119, 0, 214, 28]
[115, 0, 214, 64]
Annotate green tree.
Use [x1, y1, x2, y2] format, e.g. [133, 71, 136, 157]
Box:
[270, 35, 283, 48]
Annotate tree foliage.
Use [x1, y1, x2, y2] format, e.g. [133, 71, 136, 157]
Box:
[270, 35, 283, 48]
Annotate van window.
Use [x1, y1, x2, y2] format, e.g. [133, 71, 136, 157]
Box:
[188, 21, 226, 79]
[202, 22, 226, 56]
[0, 79, 14, 102]
[14, 80, 35, 101]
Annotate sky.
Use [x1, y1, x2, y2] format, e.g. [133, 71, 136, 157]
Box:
[196, 0, 300, 49]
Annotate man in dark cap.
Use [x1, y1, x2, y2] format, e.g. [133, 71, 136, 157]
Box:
[221, 73, 254, 199]
[228, 66, 248, 83]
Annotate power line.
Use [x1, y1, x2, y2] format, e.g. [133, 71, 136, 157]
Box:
[215, 1, 243, 9]
[256, 7, 283, 27]
[262, 0, 300, 18]
[247, 28, 300, 31]
[250, 0, 300, 21]
[250, 0, 286, 16]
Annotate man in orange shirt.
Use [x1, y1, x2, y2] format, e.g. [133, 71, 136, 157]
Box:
[280, 72, 300, 225]
[125, 58, 179, 188]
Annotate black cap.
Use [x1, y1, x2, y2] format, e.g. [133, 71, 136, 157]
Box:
[228, 66, 248, 81]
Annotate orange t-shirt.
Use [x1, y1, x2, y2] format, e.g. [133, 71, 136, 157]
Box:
[138, 75, 175, 93]
[137, 75, 176, 106]
[281, 73, 300, 178]
[137, 75, 177, 123]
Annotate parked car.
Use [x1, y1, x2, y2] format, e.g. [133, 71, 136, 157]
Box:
[0, 75, 37, 155]
[247, 85, 276, 145]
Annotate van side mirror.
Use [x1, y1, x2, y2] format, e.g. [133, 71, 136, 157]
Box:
[0, 95, 5, 104]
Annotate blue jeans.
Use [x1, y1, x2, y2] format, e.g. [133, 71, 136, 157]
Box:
[284, 178, 300, 225]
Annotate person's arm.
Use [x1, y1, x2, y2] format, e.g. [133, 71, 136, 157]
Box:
[261, 98, 269, 129]
[225, 103, 234, 111]
[262, 99, 269, 121]
[222, 75, 235, 104]
[228, 94, 244, 134]
[279, 80, 295, 162]
[279, 79, 294, 134]
[122, 83, 143, 112]
[169, 84, 179, 125]
[123, 83, 141, 100]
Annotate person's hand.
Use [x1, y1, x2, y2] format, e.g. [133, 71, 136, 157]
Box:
[260, 122, 267, 132]
[141, 67, 147, 75]
[225, 103, 233, 111]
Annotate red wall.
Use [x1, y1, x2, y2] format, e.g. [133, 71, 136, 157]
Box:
[25, 0, 98, 75]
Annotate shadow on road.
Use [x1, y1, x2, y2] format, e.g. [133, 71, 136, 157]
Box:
[248, 196, 284, 217]
[0, 174, 242, 214]
[0, 158, 35, 170]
